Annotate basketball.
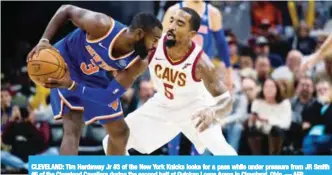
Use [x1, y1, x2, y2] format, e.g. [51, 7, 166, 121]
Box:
[27, 48, 66, 86]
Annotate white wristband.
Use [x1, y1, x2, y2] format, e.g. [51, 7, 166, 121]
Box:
[214, 91, 231, 102]
[68, 81, 76, 91]
[40, 38, 49, 43]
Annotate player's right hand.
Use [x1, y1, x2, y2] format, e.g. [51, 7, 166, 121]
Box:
[27, 39, 54, 62]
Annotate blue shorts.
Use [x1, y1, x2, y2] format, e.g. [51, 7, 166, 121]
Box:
[50, 41, 124, 125]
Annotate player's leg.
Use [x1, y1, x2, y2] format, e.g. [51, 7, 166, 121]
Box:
[180, 120, 237, 155]
[102, 118, 129, 155]
[50, 88, 85, 155]
[197, 124, 238, 155]
[60, 110, 84, 154]
[102, 98, 180, 155]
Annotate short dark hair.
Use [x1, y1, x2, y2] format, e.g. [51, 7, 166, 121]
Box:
[180, 7, 201, 32]
[258, 78, 284, 103]
[129, 12, 162, 32]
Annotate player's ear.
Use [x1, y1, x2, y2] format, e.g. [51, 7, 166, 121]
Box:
[134, 28, 145, 41]
[189, 31, 197, 39]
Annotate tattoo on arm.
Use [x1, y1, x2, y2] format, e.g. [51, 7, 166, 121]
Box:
[195, 52, 233, 117]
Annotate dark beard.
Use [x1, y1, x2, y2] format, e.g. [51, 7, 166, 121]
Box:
[165, 39, 176, 47]
[134, 39, 148, 59]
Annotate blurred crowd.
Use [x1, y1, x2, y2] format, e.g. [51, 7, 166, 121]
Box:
[1, 0, 332, 173]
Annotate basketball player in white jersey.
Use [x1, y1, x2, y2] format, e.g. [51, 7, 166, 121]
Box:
[102, 7, 237, 155]
[162, 0, 233, 90]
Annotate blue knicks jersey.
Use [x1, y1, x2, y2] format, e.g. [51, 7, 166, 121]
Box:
[56, 18, 139, 88]
[179, 2, 214, 58]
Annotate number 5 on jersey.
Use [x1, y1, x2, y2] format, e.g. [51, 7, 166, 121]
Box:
[163, 82, 174, 100]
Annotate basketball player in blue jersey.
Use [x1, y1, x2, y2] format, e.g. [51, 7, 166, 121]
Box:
[162, 0, 232, 90]
[27, 5, 162, 155]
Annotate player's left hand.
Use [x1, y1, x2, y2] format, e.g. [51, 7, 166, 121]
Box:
[192, 108, 216, 133]
[43, 65, 73, 89]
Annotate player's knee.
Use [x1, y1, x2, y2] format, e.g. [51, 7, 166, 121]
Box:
[107, 123, 130, 144]
[114, 125, 130, 142]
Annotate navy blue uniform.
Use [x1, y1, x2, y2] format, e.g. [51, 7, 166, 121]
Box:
[51, 18, 139, 125]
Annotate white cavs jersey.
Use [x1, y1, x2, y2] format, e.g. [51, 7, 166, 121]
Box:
[148, 35, 213, 108]
[103, 37, 237, 156]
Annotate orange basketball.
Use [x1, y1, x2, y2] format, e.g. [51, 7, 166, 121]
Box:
[27, 48, 66, 86]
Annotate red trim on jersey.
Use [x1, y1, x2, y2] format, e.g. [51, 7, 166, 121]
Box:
[148, 49, 156, 64]
[192, 50, 203, 82]
[162, 36, 196, 65]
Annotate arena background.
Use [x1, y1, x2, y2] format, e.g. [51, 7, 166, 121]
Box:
[1, 1, 332, 174]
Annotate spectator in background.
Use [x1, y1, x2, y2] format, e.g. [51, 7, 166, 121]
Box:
[241, 77, 260, 114]
[1, 108, 58, 165]
[247, 79, 292, 155]
[255, 56, 272, 85]
[125, 80, 155, 116]
[136, 80, 155, 108]
[254, 36, 283, 68]
[32, 95, 53, 123]
[302, 80, 332, 155]
[227, 35, 240, 68]
[221, 84, 248, 152]
[251, 2, 283, 36]
[239, 55, 254, 70]
[288, 21, 317, 55]
[286, 50, 303, 75]
[1, 96, 27, 172]
[272, 50, 303, 87]
[288, 76, 315, 153]
[1, 89, 21, 130]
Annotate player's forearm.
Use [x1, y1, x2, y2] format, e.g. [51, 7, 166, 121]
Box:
[211, 91, 233, 119]
[317, 34, 332, 58]
[213, 29, 231, 68]
[69, 71, 138, 106]
[41, 5, 71, 41]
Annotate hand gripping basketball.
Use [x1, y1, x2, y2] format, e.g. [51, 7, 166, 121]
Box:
[27, 39, 57, 62]
[43, 64, 73, 89]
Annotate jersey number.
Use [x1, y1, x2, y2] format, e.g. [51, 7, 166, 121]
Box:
[192, 34, 204, 46]
[80, 60, 100, 75]
[163, 83, 174, 100]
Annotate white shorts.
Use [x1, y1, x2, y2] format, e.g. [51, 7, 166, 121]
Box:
[122, 96, 237, 155]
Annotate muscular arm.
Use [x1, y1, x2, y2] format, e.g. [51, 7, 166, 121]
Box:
[41, 4, 111, 42]
[195, 52, 233, 118]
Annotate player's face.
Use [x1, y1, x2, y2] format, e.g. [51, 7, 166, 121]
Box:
[1, 90, 12, 107]
[263, 79, 277, 100]
[135, 27, 162, 58]
[316, 82, 331, 103]
[166, 9, 196, 47]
